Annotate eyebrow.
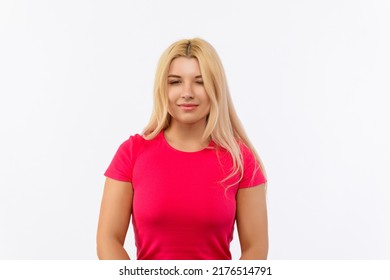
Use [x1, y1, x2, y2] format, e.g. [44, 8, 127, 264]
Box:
[168, 74, 203, 78]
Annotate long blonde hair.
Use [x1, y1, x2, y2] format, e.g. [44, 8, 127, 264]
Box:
[143, 38, 267, 186]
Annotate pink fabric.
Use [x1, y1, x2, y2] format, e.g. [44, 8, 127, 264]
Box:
[104, 131, 266, 260]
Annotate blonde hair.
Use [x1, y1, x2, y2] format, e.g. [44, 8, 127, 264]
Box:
[143, 38, 267, 187]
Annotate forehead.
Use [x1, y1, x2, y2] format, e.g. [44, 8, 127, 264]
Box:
[168, 57, 201, 76]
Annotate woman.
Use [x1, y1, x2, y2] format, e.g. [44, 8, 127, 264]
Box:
[97, 38, 268, 260]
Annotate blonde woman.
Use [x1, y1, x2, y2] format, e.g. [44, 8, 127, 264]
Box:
[97, 38, 268, 260]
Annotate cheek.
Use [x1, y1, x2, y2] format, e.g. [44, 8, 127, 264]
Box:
[167, 93, 176, 107]
[199, 87, 208, 100]
[203, 93, 211, 108]
[167, 95, 179, 116]
[167, 89, 180, 102]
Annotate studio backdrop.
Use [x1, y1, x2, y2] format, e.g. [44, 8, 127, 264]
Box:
[0, 0, 389, 259]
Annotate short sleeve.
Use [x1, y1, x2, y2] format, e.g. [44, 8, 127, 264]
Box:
[239, 143, 267, 188]
[104, 135, 139, 182]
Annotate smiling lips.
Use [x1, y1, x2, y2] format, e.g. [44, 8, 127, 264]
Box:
[178, 103, 198, 111]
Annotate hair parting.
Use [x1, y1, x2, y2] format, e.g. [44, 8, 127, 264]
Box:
[186, 41, 192, 56]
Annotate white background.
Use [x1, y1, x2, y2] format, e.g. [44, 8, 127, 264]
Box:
[0, 0, 389, 260]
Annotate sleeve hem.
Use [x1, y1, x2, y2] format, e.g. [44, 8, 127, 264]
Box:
[238, 178, 267, 189]
[104, 172, 132, 183]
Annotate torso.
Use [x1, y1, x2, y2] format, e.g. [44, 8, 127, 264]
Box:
[131, 131, 239, 260]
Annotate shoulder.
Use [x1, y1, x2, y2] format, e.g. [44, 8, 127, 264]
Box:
[121, 131, 163, 152]
[238, 140, 250, 152]
[235, 140, 254, 159]
[236, 140, 260, 172]
[113, 134, 146, 160]
[129, 133, 147, 146]
[213, 139, 252, 160]
[121, 133, 147, 147]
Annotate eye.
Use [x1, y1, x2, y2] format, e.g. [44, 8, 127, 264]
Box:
[168, 80, 181, 85]
[196, 80, 204, 85]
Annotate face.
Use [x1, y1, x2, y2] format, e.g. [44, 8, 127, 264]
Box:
[167, 57, 211, 127]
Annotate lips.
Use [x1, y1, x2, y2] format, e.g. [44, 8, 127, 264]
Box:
[178, 103, 198, 111]
[179, 103, 198, 107]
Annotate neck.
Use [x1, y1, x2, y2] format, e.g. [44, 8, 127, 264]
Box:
[164, 120, 209, 151]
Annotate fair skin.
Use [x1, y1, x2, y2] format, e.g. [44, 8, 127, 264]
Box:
[97, 178, 132, 259]
[236, 183, 268, 259]
[164, 57, 211, 151]
[96, 57, 268, 259]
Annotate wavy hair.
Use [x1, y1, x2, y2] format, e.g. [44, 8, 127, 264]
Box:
[143, 38, 266, 187]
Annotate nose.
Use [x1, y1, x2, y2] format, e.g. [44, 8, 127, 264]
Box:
[181, 83, 194, 100]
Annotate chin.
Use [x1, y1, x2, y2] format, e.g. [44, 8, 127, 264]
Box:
[172, 116, 207, 126]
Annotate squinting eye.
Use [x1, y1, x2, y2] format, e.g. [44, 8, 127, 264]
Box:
[169, 80, 181, 85]
[196, 81, 204, 85]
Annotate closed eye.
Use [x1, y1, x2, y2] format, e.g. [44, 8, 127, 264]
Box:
[168, 80, 181, 85]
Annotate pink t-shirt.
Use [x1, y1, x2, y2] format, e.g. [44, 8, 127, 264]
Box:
[104, 131, 266, 260]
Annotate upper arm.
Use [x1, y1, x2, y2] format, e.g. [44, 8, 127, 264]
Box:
[236, 183, 268, 258]
[97, 177, 133, 245]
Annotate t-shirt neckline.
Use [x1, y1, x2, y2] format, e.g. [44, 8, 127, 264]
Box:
[160, 130, 214, 154]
